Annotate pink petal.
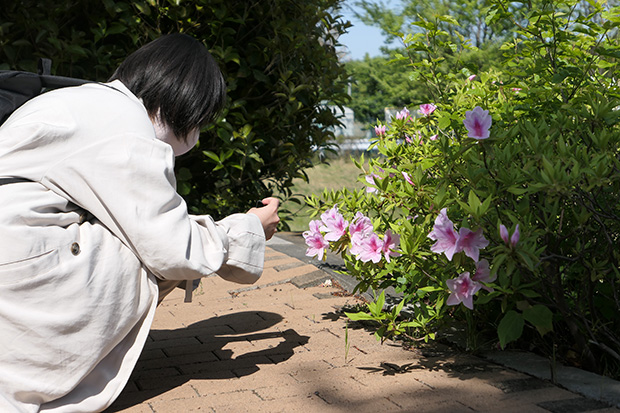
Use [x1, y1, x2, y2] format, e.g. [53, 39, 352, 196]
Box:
[402, 171, 414, 185]
[472, 259, 496, 283]
[382, 230, 401, 262]
[455, 227, 489, 262]
[428, 208, 459, 261]
[463, 106, 492, 140]
[446, 272, 482, 310]
[511, 224, 520, 247]
[419, 103, 437, 116]
[396, 107, 410, 120]
[446, 293, 461, 306]
[355, 232, 384, 263]
[499, 224, 509, 245]
[461, 294, 475, 310]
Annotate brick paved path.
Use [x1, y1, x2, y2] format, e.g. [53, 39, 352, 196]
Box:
[105, 247, 619, 413]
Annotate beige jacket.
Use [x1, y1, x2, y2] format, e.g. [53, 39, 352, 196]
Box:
[0, 81, 265, 412]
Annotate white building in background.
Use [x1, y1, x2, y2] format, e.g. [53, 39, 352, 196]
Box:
[326, 104, 371, 139]
[320, 104, 377, 155]
[327, 105, 356, 138]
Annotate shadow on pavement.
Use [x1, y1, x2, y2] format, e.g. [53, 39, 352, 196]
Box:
[106, 311, 309, 412]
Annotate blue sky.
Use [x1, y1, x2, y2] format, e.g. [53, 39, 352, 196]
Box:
[337, 0, 395, 60]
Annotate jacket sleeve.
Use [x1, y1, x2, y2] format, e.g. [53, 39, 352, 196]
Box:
[41, 134, 265, 283]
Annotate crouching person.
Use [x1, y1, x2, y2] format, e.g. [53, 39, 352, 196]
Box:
[0, 33, 279, 412]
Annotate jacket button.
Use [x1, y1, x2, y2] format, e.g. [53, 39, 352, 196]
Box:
[70, 242, 81, 255]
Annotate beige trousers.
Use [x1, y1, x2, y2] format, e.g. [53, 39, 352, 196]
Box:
[155, 279, 186, 306]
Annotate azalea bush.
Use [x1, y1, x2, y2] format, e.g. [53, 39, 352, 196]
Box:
[305, 0, 620, 377]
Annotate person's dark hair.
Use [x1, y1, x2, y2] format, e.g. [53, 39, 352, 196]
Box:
[109, 33, 226, 142]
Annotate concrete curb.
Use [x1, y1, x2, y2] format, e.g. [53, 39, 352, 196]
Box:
[482, 350, 620, 408]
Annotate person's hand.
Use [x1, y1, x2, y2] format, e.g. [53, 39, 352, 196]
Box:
[247, 197, 280, 240]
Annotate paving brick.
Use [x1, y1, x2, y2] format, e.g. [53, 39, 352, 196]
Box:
[177, 355, 274, 375]
[170, 388, 261, 409]
[264, 252, 288, 261]
[189, 376, 243, 397]
[130, 366, 180, 381]
[142, 336, 202, 350]
[133, 351, 219, 373]
[290, 269, 331, 288]
[107, 236, 620, 413]
[106, 402, 156, 413]
[148, 395, 218, 412]
[263, 256, 299, 268]
[272, 264, 323, 280]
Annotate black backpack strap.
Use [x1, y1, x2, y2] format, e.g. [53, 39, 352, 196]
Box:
[0, 177, 32, 185]
[38, 58, 52, 76]
[0, 65, 123, 126]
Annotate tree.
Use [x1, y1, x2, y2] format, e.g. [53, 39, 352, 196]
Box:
[344, 45, 504, 125]
[0, 0, 351, 222]
[353, 0, 513, 48]
[345, 55, 419, 125]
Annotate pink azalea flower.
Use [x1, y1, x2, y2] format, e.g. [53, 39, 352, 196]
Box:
[396, 107, 410, 121]
[472, 259, 496, 292]
[354, 232, 384, 263]
[303, 220, 329, 260]
[374, 125, 387, 136]
[382, 230, 401, 262]
[455, 227, 489, 262]
[463, 106, 492, 140]
[511, 224, 520, 247]
[349, 212, 373, 238]
[428, 208, 459, 261]
[499, 223, 520, 247]
[468, 74, 477, 81]
[365, 173, 380, 193]
[499, 224, 510, 244]
[402, 171, 414, 185]
[349, 232, 366, 256]
[405, 135, 413, 144]
[430, 134, 438, 141]
[419, 103, 437, 117]
[446, 272, 482, 310]
[320, 206, 349, 242]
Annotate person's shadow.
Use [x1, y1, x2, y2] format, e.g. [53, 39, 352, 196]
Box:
[105, 311, 308, 412]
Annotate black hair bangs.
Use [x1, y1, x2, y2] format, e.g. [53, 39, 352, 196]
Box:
[110, 34, 227, 142]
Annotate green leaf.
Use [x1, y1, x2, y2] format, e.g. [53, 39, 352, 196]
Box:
[203, 151, 220, 162]
[438, 113, 451, 129]
[523, 305, 553, 336]
[498, 310, 524, 349]
[177, 167, 192, 181]
[344, 311, 377, 321]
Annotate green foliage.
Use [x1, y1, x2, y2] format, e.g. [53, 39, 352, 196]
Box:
[344, 1, 506, 125]
[345, 290, 429, 343]
[309, 0, 620, 377]
[0, 0, 350, 220]
[353, 0, 516, 47]
[344, 44, 504, 124]
[345, 56, 420, 125]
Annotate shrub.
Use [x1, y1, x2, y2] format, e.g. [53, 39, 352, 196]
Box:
[0, 0, 350, 220]
[305, 0, 620, 377]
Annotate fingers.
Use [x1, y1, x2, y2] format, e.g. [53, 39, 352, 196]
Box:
[247, 197, 281, 241]
[261, 197, 280, 211]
